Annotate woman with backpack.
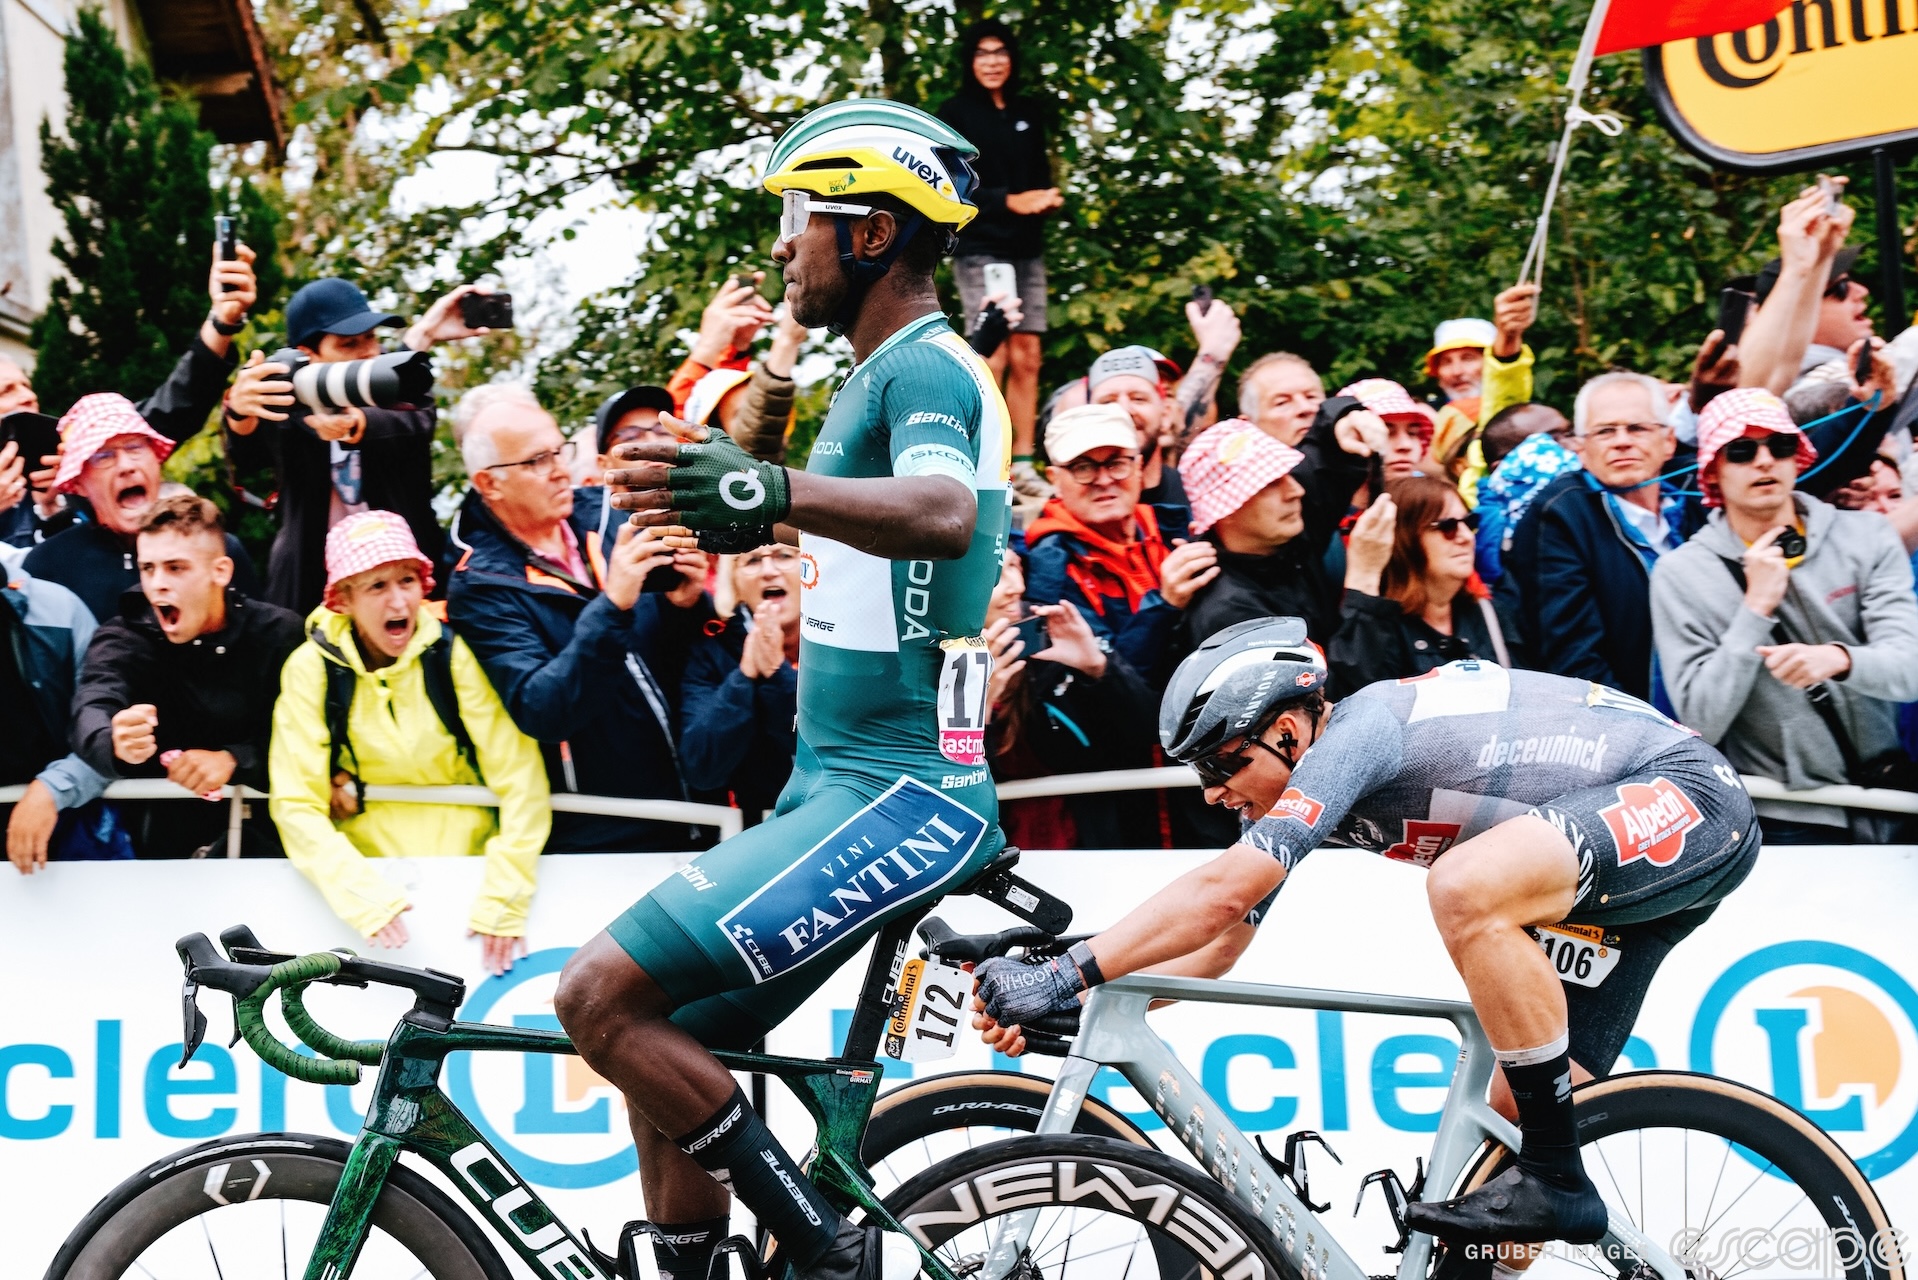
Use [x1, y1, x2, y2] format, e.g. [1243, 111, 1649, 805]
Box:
[269, 511, 550, 974]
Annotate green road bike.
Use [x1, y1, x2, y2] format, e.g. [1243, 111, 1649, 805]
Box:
[47, 850, 1081, 1280]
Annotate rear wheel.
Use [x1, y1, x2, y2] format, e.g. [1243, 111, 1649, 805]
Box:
[1452, 1071, 1902, 1280]
[886, 1133, 1296, 1280]
[47, 1132, 510, 1280]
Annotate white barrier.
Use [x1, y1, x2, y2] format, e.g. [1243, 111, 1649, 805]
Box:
[2, 846, 1915, 1274]
[1, 769, 1910, 859]
[999, 763, 1918, 815]
[0, 780, 748, 844]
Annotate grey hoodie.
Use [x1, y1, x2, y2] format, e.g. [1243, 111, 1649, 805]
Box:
[1650, 492, 1918, 828]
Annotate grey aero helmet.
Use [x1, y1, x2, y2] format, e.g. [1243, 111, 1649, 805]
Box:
[1159, 616, 1328, 762]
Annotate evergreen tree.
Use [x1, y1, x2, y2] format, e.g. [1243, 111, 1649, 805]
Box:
[28, 8, 217, 414]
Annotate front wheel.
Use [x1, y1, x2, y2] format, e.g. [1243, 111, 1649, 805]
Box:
[1454, 1071, 1903, 1280]
[46, 1131, 511, 1280]
[886, 1133, 1297, 1280]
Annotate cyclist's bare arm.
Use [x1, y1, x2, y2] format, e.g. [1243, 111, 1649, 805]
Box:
[974, 851, 1278, 1056]
[1143, 921, 1259, 981]
[1081, 843, 1283, 979]
[609, 433, 978, 561]
[783, 471, 976, 558]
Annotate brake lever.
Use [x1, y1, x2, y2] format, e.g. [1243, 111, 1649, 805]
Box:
[179, 976, 209, 1068]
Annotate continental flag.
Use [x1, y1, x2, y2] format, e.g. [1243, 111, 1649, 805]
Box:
[1593, 0, 1795, 55]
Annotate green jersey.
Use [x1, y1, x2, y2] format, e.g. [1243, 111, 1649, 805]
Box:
[794, 311, 1012, 794]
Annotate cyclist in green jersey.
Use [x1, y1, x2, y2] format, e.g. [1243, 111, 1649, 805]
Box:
[557, 100, 1012, 1280]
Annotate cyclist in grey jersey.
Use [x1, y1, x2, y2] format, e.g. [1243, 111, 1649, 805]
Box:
[972, 616, 1760, 1265]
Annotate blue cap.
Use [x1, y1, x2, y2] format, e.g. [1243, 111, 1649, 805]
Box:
[285, 278, 403, 349]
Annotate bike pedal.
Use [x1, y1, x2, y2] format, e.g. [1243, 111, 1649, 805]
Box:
[1354, 1158, 1424, 1255]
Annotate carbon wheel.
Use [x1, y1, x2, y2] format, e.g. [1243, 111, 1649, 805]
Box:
[1450, 1071, 1902, 1280]
[886, 1133, 1297, 1280]
[46, 1132, 511, 1280]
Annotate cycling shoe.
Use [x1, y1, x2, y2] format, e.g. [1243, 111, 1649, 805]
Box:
[794, 1220, 924, 1280]
[1404, 1165, 1608, 1245]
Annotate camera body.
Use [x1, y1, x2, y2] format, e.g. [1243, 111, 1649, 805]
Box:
[458, 292, 514, 331]
[267, 348, 435, 413]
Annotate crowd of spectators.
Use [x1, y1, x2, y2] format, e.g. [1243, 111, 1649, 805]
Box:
[3, 93, 1917, 971]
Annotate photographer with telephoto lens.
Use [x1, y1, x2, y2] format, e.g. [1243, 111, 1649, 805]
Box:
[223, 278, 500, 613]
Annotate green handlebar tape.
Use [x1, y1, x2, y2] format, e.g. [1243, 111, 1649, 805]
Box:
[282, 985, 387, 1065]
[232, 951, 369, 1086]
[666, 429, 789, 552]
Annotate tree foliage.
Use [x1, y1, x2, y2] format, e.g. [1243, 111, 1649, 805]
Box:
[269, 0, 1905, 437]
[29, 9, 218, 414]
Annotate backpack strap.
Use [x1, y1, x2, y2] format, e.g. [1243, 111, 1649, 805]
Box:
[313, 624, 367, 812]
[421, 632, 482, 785]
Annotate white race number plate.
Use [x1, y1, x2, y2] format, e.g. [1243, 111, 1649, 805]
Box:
[1535, 924, 1621, 988]
[884, 957, 973, 1062]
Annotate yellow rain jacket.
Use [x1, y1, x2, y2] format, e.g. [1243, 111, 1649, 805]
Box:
[269, 607, 551, 938]
[1432, 344, 1535, 507]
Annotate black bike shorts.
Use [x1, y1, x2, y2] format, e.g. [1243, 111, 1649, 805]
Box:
[1530, 737, 1762, 1073]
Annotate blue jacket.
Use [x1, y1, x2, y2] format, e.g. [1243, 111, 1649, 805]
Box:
[678, 604, 798, 818]
[1, 570, 108, 810]
[1500, 470, 1701, 701]
[445, 486, 714, 852]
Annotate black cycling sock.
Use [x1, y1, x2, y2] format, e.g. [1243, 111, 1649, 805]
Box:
[651, 1216, 730, 1280]
[676, 1086, 841, 1266]
[1498, 1034, 1583, 1188]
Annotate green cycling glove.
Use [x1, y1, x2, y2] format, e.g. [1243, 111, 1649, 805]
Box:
[668, 428, 793, 553]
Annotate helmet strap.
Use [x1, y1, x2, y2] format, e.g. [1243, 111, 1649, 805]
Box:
[827, 210, 927, 336]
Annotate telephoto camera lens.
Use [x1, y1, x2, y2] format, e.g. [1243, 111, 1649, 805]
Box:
[267, 348, 436, 412]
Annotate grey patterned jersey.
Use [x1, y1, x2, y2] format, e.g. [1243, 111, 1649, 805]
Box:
[1242, 662, 1700, 873]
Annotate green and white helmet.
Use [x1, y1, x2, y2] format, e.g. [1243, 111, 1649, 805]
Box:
[764, 99, 980, 230]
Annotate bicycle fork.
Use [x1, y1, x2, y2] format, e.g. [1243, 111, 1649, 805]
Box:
[976, 1055, 1100, 1280]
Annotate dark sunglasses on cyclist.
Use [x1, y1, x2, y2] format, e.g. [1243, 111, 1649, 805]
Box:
[1825, 275, 1857, 302]
[1428, 512, 1480, 538]
[1719, 433, 1800, 466]
[1191, 744, 1257, 789]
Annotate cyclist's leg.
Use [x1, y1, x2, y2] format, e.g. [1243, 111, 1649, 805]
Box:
[1415, 812, 1605, 1244]
[1413, 743, 1758, 1245]
[557, 775, 1001, 1274]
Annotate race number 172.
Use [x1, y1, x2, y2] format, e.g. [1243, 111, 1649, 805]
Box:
[885, 957, 973, 1062]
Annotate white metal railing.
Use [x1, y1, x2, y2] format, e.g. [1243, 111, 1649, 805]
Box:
[997, 764, 1918, 817]
[0, 780, 745, 854]
[2, 767, 1910, 858]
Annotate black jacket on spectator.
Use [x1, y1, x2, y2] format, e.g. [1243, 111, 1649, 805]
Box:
[679, 605, 798, 819]
[446, 485, 713, 853]
[1329, 590, 1516, 695]
[23, 521, 260, 623]
[990, 654, 1163, 849]
[227, 403, 445, 615]
[1500, 471, 1701, 701]
[71, 588, 301, 857]
[936, 27, 1052, 261]
[2, 336, 238, 548]
[1178, 397, 1371, 653]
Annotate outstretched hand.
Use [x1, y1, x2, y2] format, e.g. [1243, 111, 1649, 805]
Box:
[606, 415, 791, 551]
